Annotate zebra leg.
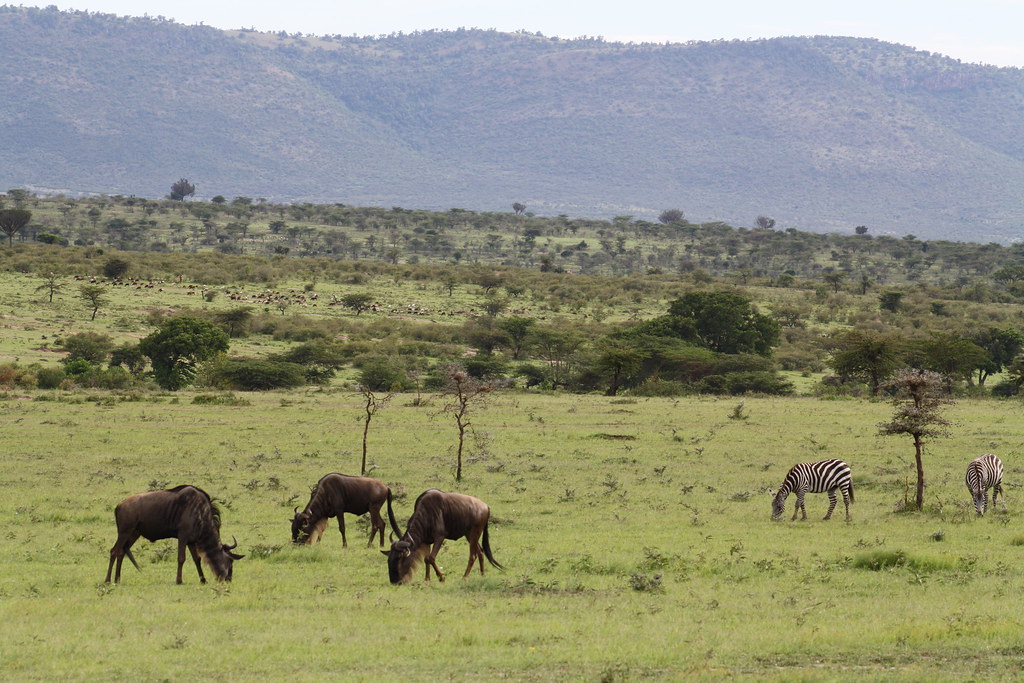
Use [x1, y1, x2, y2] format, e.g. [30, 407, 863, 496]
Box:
[842, 488, 851, 521]
[794, 491, 806, 520]
[824, 490, 838, 520]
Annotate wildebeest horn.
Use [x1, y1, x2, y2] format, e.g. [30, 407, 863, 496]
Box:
[389, 531, 396, 543]
[226, 536, 238, 550]
[294, 506, 299, 515]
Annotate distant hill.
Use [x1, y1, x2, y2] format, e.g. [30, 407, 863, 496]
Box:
[2, 6, 1023, 242]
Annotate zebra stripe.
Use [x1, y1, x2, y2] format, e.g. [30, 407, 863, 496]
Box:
[966, 453, 1004, 516]
[772, 458, 854, 521]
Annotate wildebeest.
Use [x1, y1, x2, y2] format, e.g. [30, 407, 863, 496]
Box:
[966, 453, 1004, 515]
[291, 473, 401, 547]
[104, 485, 243, 584]
[382, 489, 502, 584]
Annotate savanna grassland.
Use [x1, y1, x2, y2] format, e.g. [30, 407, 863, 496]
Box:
[2, 390, 1024, 680]
[4, 223, 1024, 679]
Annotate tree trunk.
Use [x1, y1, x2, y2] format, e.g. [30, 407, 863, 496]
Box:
[914, 436, 925, 509]
[361, 415, 370, 475]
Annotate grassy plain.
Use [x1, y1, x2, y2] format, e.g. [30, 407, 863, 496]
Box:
[2, 388, 1024, 680]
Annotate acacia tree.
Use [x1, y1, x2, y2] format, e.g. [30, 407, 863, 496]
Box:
[341, 293, 374, 315]
[35, 271, 65, 303]
[438, 364, 496, 482]
[658, 208, 684, 224]
[0, 208, 31, 246]
[358, 385, 393, 476]
[139, 316, 229, 390]
[827, 330, 904, 395]
[169, 178, 196, 201]
[497, 315, 535, 360]
[971, 327, 1024, 386]
[78, 284, 108, 320]
[878, 369, 954, 510]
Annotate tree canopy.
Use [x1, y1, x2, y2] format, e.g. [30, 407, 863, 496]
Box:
[139, 316, 229, 390]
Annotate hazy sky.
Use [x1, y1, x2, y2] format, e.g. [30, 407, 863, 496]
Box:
[39, 0, 1024, 67]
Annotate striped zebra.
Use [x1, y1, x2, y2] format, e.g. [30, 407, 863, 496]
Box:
[771, 458, 854, 521]
[966, 453, 1004, 516]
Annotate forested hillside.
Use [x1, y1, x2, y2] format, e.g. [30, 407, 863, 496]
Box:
[2, 6, 1023, 241]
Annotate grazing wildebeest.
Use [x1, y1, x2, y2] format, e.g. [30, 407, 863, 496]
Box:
[104, 485, 243, 584]
[382, 489, 502, 584]
[966, 453, 1004, 515]
[291, 473, 401, 547]
[772, 458, 854, 521]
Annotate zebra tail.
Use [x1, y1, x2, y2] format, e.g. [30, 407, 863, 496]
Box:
[848, 482, 855, 503]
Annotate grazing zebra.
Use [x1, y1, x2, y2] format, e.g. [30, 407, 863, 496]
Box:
[966, 453, 1004, 516]
[771, 459, 854, 521]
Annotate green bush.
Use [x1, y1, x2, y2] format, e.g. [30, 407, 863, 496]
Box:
[464, 354, 509, 379]
[724, 371, 794, 395]
[991, 380, 1020, 397]
[204, 358, 306, 391]
[357, 356, 412, 392]
[36, 366, 66, 390]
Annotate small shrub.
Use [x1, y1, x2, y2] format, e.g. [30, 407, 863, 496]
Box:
[192, 393, 251, 406]
[851, 549, 954, 572]
[628, 573, 664, 593]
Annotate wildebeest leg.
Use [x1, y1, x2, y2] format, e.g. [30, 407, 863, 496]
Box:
[337, 515, 347, 548]
[824, 490, 838, 520]
[464, 528, 483, 578]
[426, 539, 446, 582]
[107, 531, 139, 583]
[176, 538, 189, 584]
[368, 505, 385, 547]
[189, 544, 207, 584]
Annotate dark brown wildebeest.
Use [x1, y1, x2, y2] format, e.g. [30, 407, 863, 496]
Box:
[382, 489, 502, 584]
[104, 485, 243, 584]
[291, 473, 401, 547]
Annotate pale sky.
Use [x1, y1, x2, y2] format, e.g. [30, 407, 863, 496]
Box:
[34, 0, 1024, 68]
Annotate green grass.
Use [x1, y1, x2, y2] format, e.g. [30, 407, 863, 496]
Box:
[2, 390, 1024, 679]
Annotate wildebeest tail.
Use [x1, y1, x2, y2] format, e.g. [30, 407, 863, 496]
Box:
[386, 489, 402, 538]
[125, 547, 141, 572]
[482, 522, 503, 570]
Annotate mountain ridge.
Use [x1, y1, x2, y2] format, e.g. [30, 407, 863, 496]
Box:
[2, 6, 1023, 241]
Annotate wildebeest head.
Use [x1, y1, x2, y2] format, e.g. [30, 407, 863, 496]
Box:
[291, 507, 312, 543]
[382, 538, 418, 584]
[206, 537, 245, 581]
[770, 491, 786, 521]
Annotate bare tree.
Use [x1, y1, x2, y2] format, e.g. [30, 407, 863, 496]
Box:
[878, 369, 954, 510]
[438, 364, 497, 481]
[358, 385, 393, 475]
[755, 215, 776, 230]
[512, 202, 526, 215]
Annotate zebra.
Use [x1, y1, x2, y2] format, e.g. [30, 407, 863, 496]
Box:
[966, 453, 1004, 516]
[771, 458, 854, 521]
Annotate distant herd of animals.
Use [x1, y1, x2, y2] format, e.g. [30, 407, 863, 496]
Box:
[105, 454, 1005, 586]
[104, 473, 502, 585]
